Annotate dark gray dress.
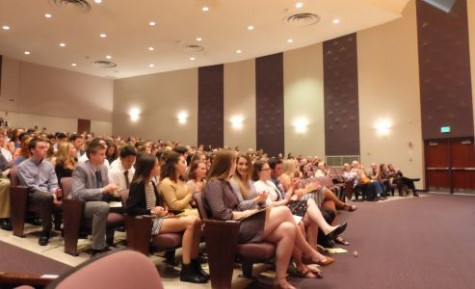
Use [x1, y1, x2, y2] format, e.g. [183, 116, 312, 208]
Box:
[204, 178, 265, 244]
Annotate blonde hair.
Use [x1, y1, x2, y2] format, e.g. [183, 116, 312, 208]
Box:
[56, 141, 76, 170]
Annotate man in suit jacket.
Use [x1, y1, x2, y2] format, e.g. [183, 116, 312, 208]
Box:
[71, 139, 118, 256]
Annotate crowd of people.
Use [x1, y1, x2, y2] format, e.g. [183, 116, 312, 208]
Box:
[0, 127, 418, 287]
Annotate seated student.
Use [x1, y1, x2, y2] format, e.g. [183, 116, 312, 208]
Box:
[17, 137, 63, 245]
[108, 145, 137, 193]
[186, 160, 207, 194]
[70, 140, 119, 256]
[54, 141, 78, 182]
[126, 154, 208, 284]
[159, 151, 197, 214]
[205, 150, 335, 289]
[388, 164, 419, 197]
[0, 137, 12, 231]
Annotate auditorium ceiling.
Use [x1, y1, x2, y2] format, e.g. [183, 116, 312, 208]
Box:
[0, 0, 410, 78]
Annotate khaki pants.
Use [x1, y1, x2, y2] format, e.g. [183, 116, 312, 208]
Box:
[0, 177, 11, 219]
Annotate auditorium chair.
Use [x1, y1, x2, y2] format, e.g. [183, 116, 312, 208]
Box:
[61, 177, 124, 256]
[193, 192, 276, 289]
[9, 167, 61, 238]
[125, 215, 182, 265]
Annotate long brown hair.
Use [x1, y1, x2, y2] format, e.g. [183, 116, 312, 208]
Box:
[232, 154, 252, 198]
[206, 150, 236, 182]
[160, 151, 183, 182]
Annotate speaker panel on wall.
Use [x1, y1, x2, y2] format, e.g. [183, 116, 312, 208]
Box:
[422, 0, 457, 13]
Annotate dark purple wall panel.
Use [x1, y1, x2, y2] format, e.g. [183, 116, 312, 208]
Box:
[255, 53, 285, 157]
[417, 0, 474, 139]
[198, 65, 224, 149]
[323, 33, 360, 155]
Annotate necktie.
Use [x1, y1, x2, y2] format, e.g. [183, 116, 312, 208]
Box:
[95, 170, 103, 188]
[124, 170, 130, 189]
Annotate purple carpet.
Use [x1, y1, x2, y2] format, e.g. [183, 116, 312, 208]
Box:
[250, 194, 475, 289]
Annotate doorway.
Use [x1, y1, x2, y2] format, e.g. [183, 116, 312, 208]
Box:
[424, 137, 475, 193]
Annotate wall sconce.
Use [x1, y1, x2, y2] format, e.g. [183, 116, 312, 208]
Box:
[374, 119, 392, 135]
[129, 108, 140, 122]
[293, 117, 309, 134]
[177, 111, 188, 124]
[230, 115, 244, 130]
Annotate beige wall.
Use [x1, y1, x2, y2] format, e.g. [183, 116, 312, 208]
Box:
[224, 60, 256, 150]
[0, 57, 113, 122]
[113, 69, 198, 144]
[357, 0, 423, 187]
[283, 44, 325, 157]
[469, 0, 475, 137]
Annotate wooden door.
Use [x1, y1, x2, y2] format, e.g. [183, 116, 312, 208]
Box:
[424, 137, 475, 193]
[77, 119, 91, 134]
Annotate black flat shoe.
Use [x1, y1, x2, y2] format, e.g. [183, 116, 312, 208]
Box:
[325, 222, 348, 241]
[91, 247, 110, 257]
[38, 232, 50, 246]
[0, 219, 12, 231]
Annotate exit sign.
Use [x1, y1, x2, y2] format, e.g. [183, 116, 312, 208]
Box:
[441, 126, 451, 133]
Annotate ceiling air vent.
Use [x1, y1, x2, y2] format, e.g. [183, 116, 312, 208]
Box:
[285, 13, 320, 26]
[183, 44, 205, 52]
[50, 0, 92, 11]
[93, 60, 117, 68]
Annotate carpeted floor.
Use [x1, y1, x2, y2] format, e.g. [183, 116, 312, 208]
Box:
[251, 194, 475, 289]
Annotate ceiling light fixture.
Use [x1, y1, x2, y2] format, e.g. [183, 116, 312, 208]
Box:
[59, 42, 66, 47]
[247, 25, 254, 30]
[99, 33, 107, 38]
[71, 63, 77, 67]
[190, 57, 196, 61]
[177, 111, 189, 124]
[287, 38, 293, 43]
[24, 51, 31, 55]
[1, 25, 10, 30]
[196, 37, 202, 42]
[333, 19, 340, 24]
[44, 13, 52, 18]
[149, 21, 156, 26]
[295, 2, 304, 9]
[105, 55, 112, 59]
[202, 6, 209, 12]
[94, 0, 102, 4]
[148, 46, 154, 51]
[149, 64, 154, 68]
[236, 49, 242, 54]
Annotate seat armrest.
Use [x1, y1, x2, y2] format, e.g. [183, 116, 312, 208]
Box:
[9, 186, 29, 237]
[63, 199, 85, 256]
[125, 215, 153, 255]
[203, 219, 240, 289]
[0, 271, 57, 287]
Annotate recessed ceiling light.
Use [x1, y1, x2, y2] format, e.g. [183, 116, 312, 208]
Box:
[149, 64, 155, 68]
[59, 42, 66, 47]
[2, 25, 10, 30]
[44, 13, 52, 19]
[24, 51, 30, 55]
[99, 33, 107, 38]
[105, 55, 112, 59]
[190, 57, 196, 61]
[202, 6, 209, 12]
[295, 2, 303, 9]
[148, 46, 154, 51]
[94, 0, 102, 4]
[333, 19, 340, 24]
[71, 63, 77, 67]
[149, 21, 156, 26]
[236, 49, 242, 54]
[287, 38, 294, 43]
[247, 25, 254, 31]
[196, 37, 202, 42]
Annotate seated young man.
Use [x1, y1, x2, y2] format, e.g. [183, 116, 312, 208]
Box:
[70, 139, 119, 256]
[17, 137, 62, 245]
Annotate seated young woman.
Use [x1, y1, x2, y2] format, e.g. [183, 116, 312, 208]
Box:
[186, 160, 207, 195]
[126, 154, 208, 284]
[204, 150, 335, 289]
[253, 160, 347, 252]
[159, 151, 199, 215]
